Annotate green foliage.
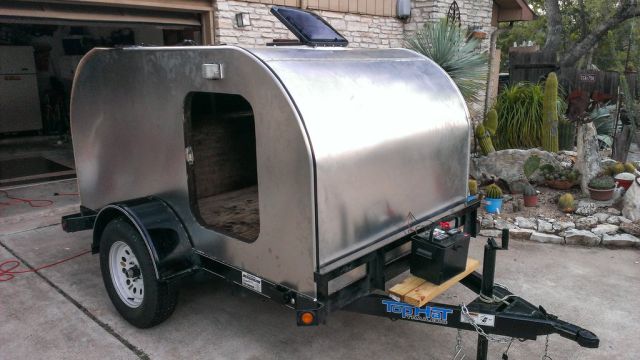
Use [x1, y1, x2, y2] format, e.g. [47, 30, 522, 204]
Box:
[405, 19, 488, 104]
[523, 155, 541, 179]
[558, 193, 575, 211]
[468, 179, 478, 195]
[523, 184, 537, 196]
[484, 109, 498, 136]
[485, 184, 503, 199]
[542, 73, 559, 152]
[496, 0, 640, 72]
[493, 82, 544, 149]
[475, 123, 495, 155]
[588, 175, 615, 189]
[493, 81, 567, 149]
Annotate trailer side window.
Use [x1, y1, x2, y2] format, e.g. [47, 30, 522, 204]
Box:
[185, 92, 260, 242]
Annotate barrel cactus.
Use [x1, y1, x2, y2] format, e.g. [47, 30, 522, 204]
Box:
[468, 179, 478, 195]
[558, 118, 575, 151]
[484, 109, 498, 136]
[624, 162, 637, 173]
[558, 193, 575, 212]
[611, 162, 625, 175]
[541, 72, 559, 152]
[523, 184, 537, 196]
[475, 124, 495, 155]
[485, 184, 502, 199]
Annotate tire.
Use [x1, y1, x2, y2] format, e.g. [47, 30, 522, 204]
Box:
[99, 218, 178, 328]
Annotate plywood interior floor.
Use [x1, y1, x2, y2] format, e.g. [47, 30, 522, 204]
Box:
[197, 185, 259, 240]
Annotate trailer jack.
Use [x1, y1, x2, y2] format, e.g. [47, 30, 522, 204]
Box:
[343, 230, 599, 359]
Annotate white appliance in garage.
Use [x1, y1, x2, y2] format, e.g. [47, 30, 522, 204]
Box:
[0, 46, 42, 133]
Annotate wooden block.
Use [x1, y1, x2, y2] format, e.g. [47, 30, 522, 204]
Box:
[388, 275, 426, 299]
[403, 258, 480, 307]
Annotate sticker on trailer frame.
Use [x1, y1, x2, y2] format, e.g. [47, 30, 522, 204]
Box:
[460, 311, 495, 327]
[382, 300, 453, 324]
[241, 272, 262, 293]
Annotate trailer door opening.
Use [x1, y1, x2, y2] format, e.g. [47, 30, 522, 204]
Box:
[185, 92, 260, 241]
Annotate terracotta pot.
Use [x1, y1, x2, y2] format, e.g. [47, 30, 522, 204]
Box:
[587, 187, 615, 201]
[544, 180, 576, 190]
[523, 194, 538, 207]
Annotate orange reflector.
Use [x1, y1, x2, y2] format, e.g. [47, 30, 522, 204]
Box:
[300, 312, 314, 325]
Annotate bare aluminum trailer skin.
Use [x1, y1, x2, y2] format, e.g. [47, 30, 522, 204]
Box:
[70, 45, 470, 298]
[64, 41, 598, 358]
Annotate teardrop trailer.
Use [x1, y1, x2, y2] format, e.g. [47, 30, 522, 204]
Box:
[61, 6, 599, 358]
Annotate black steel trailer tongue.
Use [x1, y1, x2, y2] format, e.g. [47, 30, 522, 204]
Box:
[64, 200, 599, 359]
[341, 231, 599, 359]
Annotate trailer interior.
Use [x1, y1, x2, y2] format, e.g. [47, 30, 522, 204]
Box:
[185, 92, 260, 241]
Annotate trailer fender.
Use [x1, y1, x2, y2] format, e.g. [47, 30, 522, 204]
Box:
[93, 197, 197, 281]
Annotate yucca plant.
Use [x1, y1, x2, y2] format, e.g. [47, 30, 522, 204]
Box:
[405, 19, 488, 104]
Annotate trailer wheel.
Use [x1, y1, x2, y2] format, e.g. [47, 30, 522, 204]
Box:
[99, 218, 178, 328]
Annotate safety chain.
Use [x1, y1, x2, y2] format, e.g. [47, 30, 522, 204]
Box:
[460, 303, 514, 344]
[542, 335, 553, 360]
[452, 329, 466, 360]
[501, 338, 514, 359]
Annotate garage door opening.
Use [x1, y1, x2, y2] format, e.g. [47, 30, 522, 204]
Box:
[185, 92, 260, 241]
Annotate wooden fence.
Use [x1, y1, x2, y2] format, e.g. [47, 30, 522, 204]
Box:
[508, 50, 638, 102]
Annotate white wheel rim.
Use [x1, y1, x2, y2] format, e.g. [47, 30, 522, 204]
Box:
[109, 241, 144, 308]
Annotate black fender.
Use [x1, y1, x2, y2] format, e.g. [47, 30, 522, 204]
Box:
[93, 197, 197, 281]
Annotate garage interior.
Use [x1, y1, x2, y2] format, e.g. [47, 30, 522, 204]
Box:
[0, 0, 207, 187]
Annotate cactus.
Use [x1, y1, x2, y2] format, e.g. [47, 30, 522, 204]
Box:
[485, 184, 503, 199]
[558, 117, 575, 150]
[558, 193, 575, 212]
[523, 155, 541, 179]
[484, 109, 498, 136]
[468, 179, 478, 195]
[611, 162, 625, 175]
[541, 72, 559, 152]
[588, 175, 615, 189]
[523, 184, 537, 196]
[475, 124, 495, 155]
[624, 162, 637, 173]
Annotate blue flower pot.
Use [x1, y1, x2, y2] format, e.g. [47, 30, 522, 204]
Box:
[484, 197, 503, 214]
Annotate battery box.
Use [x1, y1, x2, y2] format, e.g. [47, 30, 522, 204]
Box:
[409, 228, 470, 285]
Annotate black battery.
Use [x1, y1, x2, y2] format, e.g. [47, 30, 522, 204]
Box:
[410, 229, 470, 285]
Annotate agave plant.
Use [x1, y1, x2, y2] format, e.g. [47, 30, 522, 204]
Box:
[405, 19, 488, 104]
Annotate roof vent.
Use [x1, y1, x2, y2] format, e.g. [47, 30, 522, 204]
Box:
[268, 6, 348, 47]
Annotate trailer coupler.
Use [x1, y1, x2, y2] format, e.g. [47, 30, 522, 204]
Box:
[343, 291, 598, 347]
[343, 229, 599, 358]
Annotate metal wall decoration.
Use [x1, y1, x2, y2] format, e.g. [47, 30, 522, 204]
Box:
[446, 1, 461, 27]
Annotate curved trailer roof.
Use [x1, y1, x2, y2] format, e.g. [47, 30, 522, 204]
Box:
[71, 46, 470, 297]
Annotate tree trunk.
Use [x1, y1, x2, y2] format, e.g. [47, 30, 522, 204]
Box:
[543, 0, 563, 55]
[558, 1, 640, 68]
[541, 0, 640, 70]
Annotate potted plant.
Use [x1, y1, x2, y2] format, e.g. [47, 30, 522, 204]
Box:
[484, 184, 503, 214]
[558, 193, 575, 213]
[542, 165, 580, 190]
[468, 179, 478, 201]
[614, 172, 636, 191]
[523, 185, 538, 207]
[587, 175, 616, 201]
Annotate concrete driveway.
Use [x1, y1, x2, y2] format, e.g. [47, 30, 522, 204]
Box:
[1, 185, 639, 359]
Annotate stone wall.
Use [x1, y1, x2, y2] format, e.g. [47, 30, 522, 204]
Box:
[404, 0, 494, 50]
[214, 0, 404, 48]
